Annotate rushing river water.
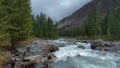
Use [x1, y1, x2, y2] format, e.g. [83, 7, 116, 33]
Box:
[50, 39, 120, 68]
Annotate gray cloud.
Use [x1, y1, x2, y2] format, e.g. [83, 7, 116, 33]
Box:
[31, 0, 92, 21]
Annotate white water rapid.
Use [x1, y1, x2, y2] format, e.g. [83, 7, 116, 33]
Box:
[51, 39, 120, 68]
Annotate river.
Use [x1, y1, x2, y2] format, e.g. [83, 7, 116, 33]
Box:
[48, 39, 120, 68]
[8, 38, 120, 68]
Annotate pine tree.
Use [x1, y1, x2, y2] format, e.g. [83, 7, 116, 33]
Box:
[102, 10, 117, 39]
[0, 0, 32, 49]
[47, 17, 54, 39]
[0, 0, 11, 46]
[114, 6, 120, 39]
[9, 0, 32, 46]
[33, 13, 58, 39]
[85, 6, 102, 37]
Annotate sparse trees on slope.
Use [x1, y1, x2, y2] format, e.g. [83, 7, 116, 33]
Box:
[84, 6, 102, 37]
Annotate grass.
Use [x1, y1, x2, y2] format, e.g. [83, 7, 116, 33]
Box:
[75, 35, 117, 41]
[0, 51, 12, 64]
[0, 55, 4, 64]
[18, 38, 39, 47]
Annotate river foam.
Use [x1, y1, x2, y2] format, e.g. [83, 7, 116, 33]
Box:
[51, 39, 120, 68]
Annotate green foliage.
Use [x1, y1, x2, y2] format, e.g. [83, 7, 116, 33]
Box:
[0, 0, 10, 46]
[59, 5, 120, 40]
[33, 13, 58, 39]
[85, 6, 102, 37]
[101, 7, 120, 40]
[0, 0, 32, 48]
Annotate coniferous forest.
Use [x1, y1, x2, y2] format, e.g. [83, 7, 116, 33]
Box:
[0, 0, 58, 50]
[32, 13, 58, 39]
[0, 0, 32, 50]
[59, 6, 120, 40]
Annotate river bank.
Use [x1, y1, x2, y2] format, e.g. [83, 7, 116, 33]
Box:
[1, 38, 120, 68]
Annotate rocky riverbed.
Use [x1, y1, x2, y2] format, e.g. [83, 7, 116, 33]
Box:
[4, 38, 120, 68]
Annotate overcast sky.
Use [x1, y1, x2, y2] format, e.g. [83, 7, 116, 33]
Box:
[31, 0, 92, 21]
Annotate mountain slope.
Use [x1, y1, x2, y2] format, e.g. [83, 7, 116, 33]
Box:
[58, 0, 120, 29]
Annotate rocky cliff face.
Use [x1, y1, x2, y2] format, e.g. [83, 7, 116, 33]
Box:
[58, 0, 120, 29]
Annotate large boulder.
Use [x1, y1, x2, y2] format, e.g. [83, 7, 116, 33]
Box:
[41, 44, 59, 54]
[77, 45, 85, 49]
[16, 47, 27, 54]
[23, 55, 46, 63]
[111, 42, 120, 54]
[35, 63, 45, 68]
[90, 40, 120, 53]
[91, 39, 112, 51]
[91, 39, 105, 49]
[47, 54, 56, 60]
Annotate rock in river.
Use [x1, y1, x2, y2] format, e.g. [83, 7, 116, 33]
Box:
[41, 44, 59, 55]
[77, 45, 85, 49]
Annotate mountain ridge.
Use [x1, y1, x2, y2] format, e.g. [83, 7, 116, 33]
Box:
[58, 0, 120, 29]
